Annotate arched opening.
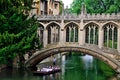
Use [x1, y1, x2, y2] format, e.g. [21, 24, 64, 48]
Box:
[37, 24, 44, 45]
[25, 47, 119, 72]
[65, 23, 78, 42]
[46, 23, 60, 44]
[103, 23, 118, 49]
[85, 23, 99, 45]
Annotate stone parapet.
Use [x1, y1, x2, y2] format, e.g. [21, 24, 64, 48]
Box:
[37, 13, 120, 21]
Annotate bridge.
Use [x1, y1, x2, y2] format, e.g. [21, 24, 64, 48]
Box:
[25, 6, 120, 73]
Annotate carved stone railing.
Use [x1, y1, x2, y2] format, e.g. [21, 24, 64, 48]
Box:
[84, 13, 120, 20]
[37, 13, 120, 21]
[37, 14, 80, 20]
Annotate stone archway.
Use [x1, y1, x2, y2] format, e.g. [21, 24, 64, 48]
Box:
[25, 46, 120, 73]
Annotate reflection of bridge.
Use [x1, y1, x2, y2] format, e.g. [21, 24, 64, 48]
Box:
[25, 6, 120, 73]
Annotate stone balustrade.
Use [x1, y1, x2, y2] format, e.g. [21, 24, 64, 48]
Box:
[37, 13, 120, 21]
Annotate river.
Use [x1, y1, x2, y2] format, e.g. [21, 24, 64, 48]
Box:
[0, 52, 119, 80]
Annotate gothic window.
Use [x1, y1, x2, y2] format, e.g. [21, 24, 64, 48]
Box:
[47, 23, 60, 44]
[103, 23, 118, 49]
[85, 23, 99, 45]
[66, 23, 78, 42]
[37, 24, 44, 45]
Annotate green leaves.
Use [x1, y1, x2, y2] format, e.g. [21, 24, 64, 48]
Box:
[0, 0, 41, 66]
[70, 0, 120, 14]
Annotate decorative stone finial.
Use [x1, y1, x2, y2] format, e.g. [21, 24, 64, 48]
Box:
[81, 2, 87, 15]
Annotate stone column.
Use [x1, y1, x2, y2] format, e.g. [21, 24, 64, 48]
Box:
[98, 27, 103, 49]
[88, 26, 91, 44]
[43, 29, 48, 47]
[73, 27, 76, 42]
[51, 27, 53, 43]
[60, 20, 64, 45]
[112, 27, 114, 48]
[69, 27, 71, 42]
[79, 19, 85, 45]
[93, 26, 96, 44]
[117, 28, 120, 52]
[54, 27, 57, 42]
[107, 27, 109, 47]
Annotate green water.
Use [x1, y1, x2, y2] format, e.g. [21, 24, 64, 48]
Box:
[0, 53, 118, 80]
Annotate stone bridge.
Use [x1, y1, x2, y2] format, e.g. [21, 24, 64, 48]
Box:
[25, 7, 120, 73]
[36, 13, 120, 51]
[25, 43, 120, 73]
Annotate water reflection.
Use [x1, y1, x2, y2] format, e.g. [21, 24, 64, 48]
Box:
[41, 73, 61, 80]
[0, 53, 119, 80]
[81, 55, 93, 69]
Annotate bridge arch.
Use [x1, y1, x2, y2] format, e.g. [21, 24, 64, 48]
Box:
[25, 46, 120, 72]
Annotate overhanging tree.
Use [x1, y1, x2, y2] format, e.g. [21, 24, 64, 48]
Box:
[0, 0, 41, 67]
[70, 0, 120, 14]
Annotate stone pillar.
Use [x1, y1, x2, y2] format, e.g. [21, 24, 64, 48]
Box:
[112, 27, 114, 48]
[73, 27, 75, 42]
[51, 27, 53, 43]
[55, 27, 57, 42]
[43, 29, 48, 47]
[93, 26, 96, 44]
[107, 27, 109, 47]
[79, 19, 85, 45]
[60, 20, 64, 45]
[117, 28, 120, 52]
[69, 27, 71, 42]
[98, 28, 103, 49]
[54, 27, 56, 43]
[88, 26, 91, 44]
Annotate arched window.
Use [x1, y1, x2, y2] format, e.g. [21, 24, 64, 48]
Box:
[85, 23, 99, 45]
[37, 24, 44, 45]
[103, 23, 118, 49]
[47, 23, 60, 44]
[65, 23, 78, 42]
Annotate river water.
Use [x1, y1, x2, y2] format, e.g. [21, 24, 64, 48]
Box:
[0, 53, 119, 80]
